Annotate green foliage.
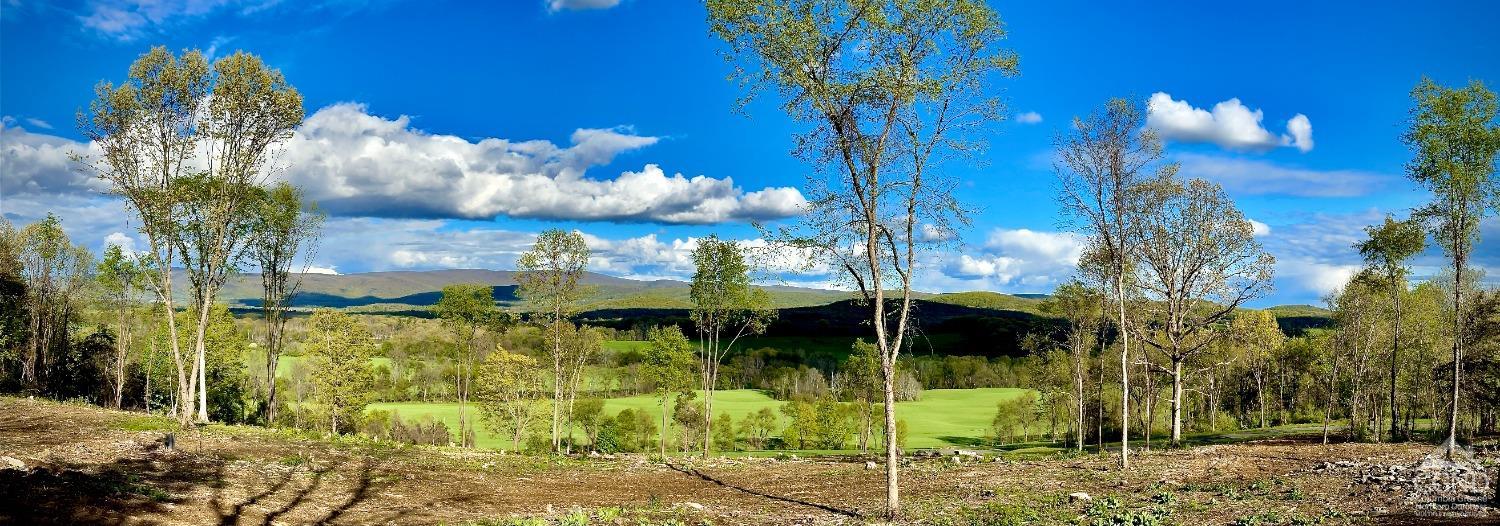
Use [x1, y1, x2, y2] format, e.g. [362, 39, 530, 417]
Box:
[712, 411, 738, 451]
[304, 309, 376, 434]
[990, 392, 1039, 444]
[476, 348, 545, 451]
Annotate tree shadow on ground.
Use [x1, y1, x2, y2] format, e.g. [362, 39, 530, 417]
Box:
[666, 462, 862, 519]
[0, 443, 401, 526]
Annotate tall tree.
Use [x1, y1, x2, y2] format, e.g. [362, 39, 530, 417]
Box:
[246, 182, 323, 426]
[76, 46, 208, 424]
[1231, 310, 1285, 430]
[1040, 281, 1102, 452]
[434, 283, 504, 447]
[304, 309, 375, 435]
[1133, 176, 1274, 446]
[16, 214, 93, 390]
[515, 228, 591, 452]
[642, 324, 696, 457]
[689, 235, 773, 456]
[1355, 215, 1425, 440]
[706, 1, 1015, 516]
[175, 51, 304, 424]
[1402, 78, 1500, 457]
[1056, 99, 1171, 466]
[96, 244, 142, 409]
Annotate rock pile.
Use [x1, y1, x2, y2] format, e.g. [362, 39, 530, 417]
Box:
[1340, 453, 1498, 519]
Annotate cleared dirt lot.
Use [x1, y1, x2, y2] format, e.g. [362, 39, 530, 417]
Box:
[1, 397, 1494, 525]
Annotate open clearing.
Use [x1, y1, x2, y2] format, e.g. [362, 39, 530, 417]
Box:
[5, 397, 1495, 525]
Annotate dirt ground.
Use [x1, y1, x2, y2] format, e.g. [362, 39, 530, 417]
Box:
[1, 398, 1495, 525]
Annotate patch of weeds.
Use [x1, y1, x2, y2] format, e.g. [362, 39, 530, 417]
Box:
[1085, 495, 1170, 526]
[1150, 491, 1177, 506]
[1230, 511, 1283, 526]
[1284, 486, 1304, 501]
[116, 415, 176, 432]
[278, 454, 307, 466]
[1221, 486, 1246, 500]
[559, 509, 589, 526]
[940, 501, 1040, 526]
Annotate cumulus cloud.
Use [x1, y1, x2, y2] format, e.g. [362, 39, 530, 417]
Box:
[102, 231, 142, 255]
[276, 103, 805, 224]
[1248, 219, 1271, 237]
[1146, 92, 1314, 152]
[0, 121, 106, 196]
[302, 265, 340, 275]
[1014, 111, 1043, 124]
[935, 228, 1085, 290]
[2, 103, 807, 225]
[1176, 153, 1388, 197]
[548, 0, 622, 12]
[1278, 259, 1360, 298]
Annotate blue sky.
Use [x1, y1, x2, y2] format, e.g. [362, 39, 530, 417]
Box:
[2, 0, 1498, 306]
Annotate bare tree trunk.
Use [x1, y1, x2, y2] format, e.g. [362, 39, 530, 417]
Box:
[1390, 284, 1402, 441]
[1446, 244, 1464, 458]
[1170, 357, 1183, 446]
[1117, 273, 1130, 469]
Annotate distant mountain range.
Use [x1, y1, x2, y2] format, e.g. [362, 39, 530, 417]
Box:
[202, 268, 1329, 339]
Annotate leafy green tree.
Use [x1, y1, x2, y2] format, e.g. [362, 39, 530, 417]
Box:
[712, 411, 738, 452]
[1356, 215, 1425, 440]
[477, 346, 545, 451]
[642, 325, 696, 456]
[16, 214, 92, 390]
[516, 228, 590, 452]
[76, 46, 208, 424]
[1402, 78, 1500, 457]
[738, 407, 778, 450]
[1056, 99, 1169, 468]
[245, 182, 323, 426]
[573, 397, 607, 450]
[689, 235, 773, 456]
[304, 309, 375, 435]
[1133, 176, 1274, 445]
[435, 283, 505, 447]
[1231, 310, 1285, 429]
[842, 340, 882, 452]
[706, 0, 1016, 516]
[96, 244, 142, 409]
[1040, 281, 1102, 451]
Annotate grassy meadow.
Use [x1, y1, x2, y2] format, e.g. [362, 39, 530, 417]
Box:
[366, 387, 1037, 452]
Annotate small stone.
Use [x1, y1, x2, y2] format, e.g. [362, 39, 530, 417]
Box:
[684, 502, 705, 511]
[1069, 492, 1092, 503]
[865, 461, 878, 470]
[0, 456, 25, 470]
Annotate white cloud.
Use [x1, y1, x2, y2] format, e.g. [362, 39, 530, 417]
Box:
[276, 103, 806, 224]
[933, 228, 1085, 291]
[1014, 111, 1043, 124]
[1284, 114, 1313, 152]
[103, 231, 142, 255]
[24, 118, 52, 130]
[1146, 92, 1314, 152]
[4, 103, 807, 225]
[548, 0, 621, 12]
[0, 121, 107, 196]
[1248, 219, 1271, 237]
[1278, 259, 1360, 298]
[302, 265, 339, 275]
[79, 0, 233, 40]
[1176, 153, 1387, 197]
[74, 0, 376, 40]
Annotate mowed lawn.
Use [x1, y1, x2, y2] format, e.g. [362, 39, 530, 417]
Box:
[366, 387, 1034, 451]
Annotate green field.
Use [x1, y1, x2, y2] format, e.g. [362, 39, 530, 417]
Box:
[367, 387, 1034, 451]
[275, 355, 392, 377]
